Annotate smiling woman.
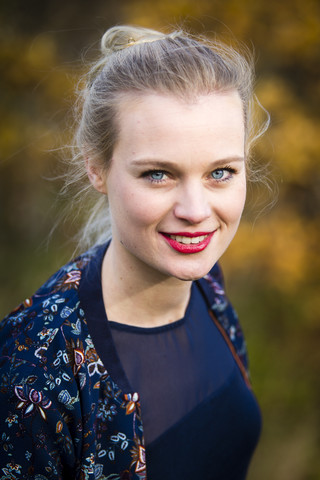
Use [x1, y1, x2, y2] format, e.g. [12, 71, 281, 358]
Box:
[94, 92, 247, 296]
[0, 25, 269, 479]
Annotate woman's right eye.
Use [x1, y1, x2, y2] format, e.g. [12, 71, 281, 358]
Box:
[144, 170, 168, 183]
[150, 171, 165, 181]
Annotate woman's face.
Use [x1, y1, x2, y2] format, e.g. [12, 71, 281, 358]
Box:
[102, 91, 246, 281]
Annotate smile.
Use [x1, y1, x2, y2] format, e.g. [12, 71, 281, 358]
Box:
[167, 234, 208, 245]
[160, 231, 215, 254]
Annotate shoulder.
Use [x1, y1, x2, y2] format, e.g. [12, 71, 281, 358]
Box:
[0, 244, 108, 428]
[0, 245, 104, 369]
[1, 245, 101, 325]
[0, 243, 136, 475]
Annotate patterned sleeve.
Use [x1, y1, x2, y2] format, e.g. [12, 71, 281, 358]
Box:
[0, 307, 82, 479]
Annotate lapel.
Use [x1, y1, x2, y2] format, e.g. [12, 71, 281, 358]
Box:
[197, 264, 251, 389]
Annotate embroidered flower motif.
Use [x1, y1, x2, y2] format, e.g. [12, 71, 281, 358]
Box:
[106, 404, 117, 421]
[0, 433, 13, 454]
[56, 389, 78, 411]
[136, 445, 146, 473]
[34, 327, 59, 360]
[56, 270, 81, 292]
[109, 432, 129, 455]
[86, 348, 106, 377]
[14, 340, 29, 352]
[37, 327, 58, 341]
[85, 453, 95, 465]
[58, 389, 72, 406]
[14, 385, 52, 420]
[80, 453, 95, 477]
[124, 392, 140, 415]
[1, 373, 18, 393]
[97, 402, 118, 422]
[44, 372, 58, 390]
[61, 306, 74, 319]
[204, 273, 228, 312]
[5, 414, 18, 428]
[56, 420, 63, 433]
[70, 318, 82, 334]
[73, 348, 85, 374]
[45, 460, 58, 475]
[64, 338, 86, 376]
[103, 380, 115, 399]
[93, 463, 104, 479]
[130, 442, 146, 474]
[42, 302, 61, 323]
[25, 451, 32, 461]
[1, 461, 22, 477]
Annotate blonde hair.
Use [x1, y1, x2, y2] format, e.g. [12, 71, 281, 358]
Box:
[65, 25, 269, 250]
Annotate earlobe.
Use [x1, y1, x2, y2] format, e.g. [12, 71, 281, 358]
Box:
[85, 158, 108, 194]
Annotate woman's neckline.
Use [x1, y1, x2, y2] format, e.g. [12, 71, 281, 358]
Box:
[107, 283, 195, 334]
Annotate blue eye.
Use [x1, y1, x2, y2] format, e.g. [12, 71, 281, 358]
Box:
[142, 169, 169, 184]
[210, 167, 235, 182]
[150, 171, 165, 181]
[211, 169, 225, 180]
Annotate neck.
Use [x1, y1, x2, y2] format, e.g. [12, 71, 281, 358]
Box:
[101, 241, 192, 328]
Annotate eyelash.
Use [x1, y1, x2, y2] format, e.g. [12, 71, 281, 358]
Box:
[210, 166, 236, 182]
[143, 166, 236, 184]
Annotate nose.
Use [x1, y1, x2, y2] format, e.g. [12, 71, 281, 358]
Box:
[173, 181, 212, 225]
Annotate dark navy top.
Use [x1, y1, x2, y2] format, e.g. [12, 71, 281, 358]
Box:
[80, 246, 262, 480]
[0, 242, 261, 479]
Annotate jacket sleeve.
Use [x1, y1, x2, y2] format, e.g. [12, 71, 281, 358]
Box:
[0, 312, 82, 479]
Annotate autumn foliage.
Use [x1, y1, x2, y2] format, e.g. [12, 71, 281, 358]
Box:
[0, 1, 319, 478]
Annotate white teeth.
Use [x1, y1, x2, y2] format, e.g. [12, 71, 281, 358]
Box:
[168, 234, 207, 245]
[193, 235, 206, 243]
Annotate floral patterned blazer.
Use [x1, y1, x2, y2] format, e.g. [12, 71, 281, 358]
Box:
[0, 244, 250, 480]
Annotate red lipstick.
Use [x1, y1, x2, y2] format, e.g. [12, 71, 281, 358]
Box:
[160, 231, 215, 254]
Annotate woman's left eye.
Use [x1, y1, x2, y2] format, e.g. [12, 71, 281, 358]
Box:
[210, 167, 235, 182]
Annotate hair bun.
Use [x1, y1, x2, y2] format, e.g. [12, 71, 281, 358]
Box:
[101, 25, 171, 54]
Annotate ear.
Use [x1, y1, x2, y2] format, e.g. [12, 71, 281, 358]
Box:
[85, 158, 108, 195]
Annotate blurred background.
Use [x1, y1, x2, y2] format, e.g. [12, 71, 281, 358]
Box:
[0, 0, 319, 478]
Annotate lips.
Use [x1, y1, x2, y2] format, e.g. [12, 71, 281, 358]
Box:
[160, 231, 215, 254]
[166, 234, 208, 245]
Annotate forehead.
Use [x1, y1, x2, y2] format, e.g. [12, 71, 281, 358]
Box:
[113, 91, 245, 160]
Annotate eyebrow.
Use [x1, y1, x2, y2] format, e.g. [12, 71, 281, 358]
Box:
[130, 156, 245, 169]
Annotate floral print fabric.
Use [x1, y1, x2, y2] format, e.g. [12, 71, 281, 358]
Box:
[0, 245, 248, 479]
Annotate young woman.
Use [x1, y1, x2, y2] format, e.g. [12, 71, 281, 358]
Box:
[0, 26, 268, 479]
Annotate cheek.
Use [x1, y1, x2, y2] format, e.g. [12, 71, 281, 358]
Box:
[109, 183, 168, 230]
[218, 184, 247, 224]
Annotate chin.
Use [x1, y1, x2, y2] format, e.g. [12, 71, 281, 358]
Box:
[177, 274, 205, 282]
[169, 264, 214, 282]
[161, 252, 219, 282]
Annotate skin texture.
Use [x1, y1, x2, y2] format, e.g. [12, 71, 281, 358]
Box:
[87, 91, 247, 327]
